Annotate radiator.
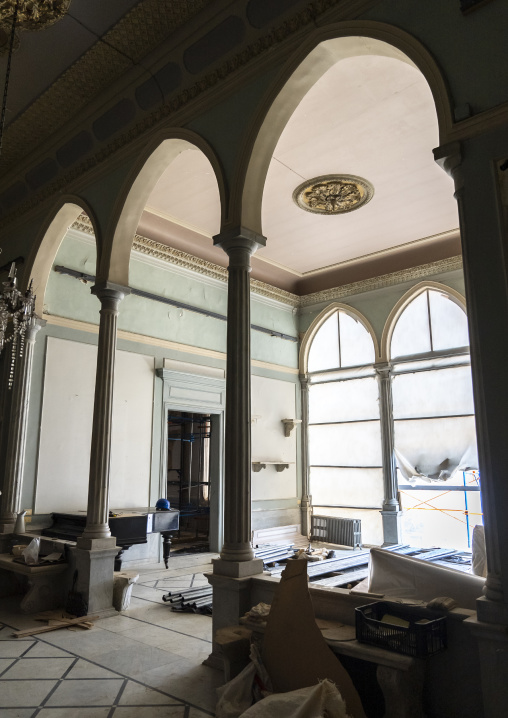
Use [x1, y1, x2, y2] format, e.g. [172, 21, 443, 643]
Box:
[311, 515, 362, 548]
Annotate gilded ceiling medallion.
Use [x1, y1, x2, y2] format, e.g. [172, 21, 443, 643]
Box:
[293, 174, 374, 215]
[0, 0, 71, 34]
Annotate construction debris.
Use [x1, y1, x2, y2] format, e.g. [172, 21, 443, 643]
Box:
[162, 585, 213, 614]
[12, 611, 99, 638]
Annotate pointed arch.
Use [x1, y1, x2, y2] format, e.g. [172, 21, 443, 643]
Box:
[300, 302, 379, 375]
[381, 280, 467, 362]
[103, 128, 226, 286]
[25, 197, 101, 316]
[233, 21, 453, 236]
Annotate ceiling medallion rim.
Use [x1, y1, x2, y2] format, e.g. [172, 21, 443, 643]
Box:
[292, 174, 374, 215]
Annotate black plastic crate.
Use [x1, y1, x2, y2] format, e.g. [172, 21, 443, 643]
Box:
[355, 601, 447, 658]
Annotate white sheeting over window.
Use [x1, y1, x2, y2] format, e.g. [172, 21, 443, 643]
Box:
[308, 312, 381, 515]
[391, 291, 478, 484]
[308, 310, 374, 372]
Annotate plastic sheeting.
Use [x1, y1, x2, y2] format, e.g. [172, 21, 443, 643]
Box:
[241, 680, 350, 718]
[366, 547, 485, 609]
[395, 442, 478, 483]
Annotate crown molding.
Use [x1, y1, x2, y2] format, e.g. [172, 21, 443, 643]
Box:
[300, 255, 463, 307]
[71, 213, 300, 308]
[70, 214, 463, 309]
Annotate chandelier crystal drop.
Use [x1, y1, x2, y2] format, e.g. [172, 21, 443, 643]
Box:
[0, 262, 36, 388]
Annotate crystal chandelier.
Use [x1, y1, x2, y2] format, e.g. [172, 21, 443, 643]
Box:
[0, 261, 36, 388]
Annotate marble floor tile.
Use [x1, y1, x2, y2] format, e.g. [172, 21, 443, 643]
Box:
[0, 626, 30, 641]
[112, 707, 185, 718]
[96, 616, 138, 633]
[1, 657, 75, 679]
[0, 679, 57, 706]
[118, 680, 181, 705]
[23, 643, 73, 658]
[0, 710, 37, 718]
[0, 641, 34, 658]
[37, 708, 111, 718]
[0, 657, 16, 674]
[138, 660, 222, 711]
[41, 628, 135, 658]
[65, 659, 120, 679]
[44, 678, 124, 706]
[92, 643, 180, 677]
[131, 585, 168, 602]
[116, 623, 177, 647]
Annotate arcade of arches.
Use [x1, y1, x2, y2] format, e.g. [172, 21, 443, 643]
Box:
[1, 2, 508, 716]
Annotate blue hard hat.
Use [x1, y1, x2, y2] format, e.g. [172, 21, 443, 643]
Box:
[156, 498, 170, 510]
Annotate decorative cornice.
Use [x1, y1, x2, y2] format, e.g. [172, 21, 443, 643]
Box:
[70, 214, 463, 309]
[299, 255, 463, 306]
[71, 213, 300, 308]
[0, 0, 380, 225]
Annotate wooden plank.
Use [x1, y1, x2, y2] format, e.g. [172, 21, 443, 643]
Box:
[12, 614, 100, 638]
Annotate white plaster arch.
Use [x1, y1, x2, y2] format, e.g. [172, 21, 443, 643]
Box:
[25, 197, 101, 316]
[300, 301, 380, 375]
[104, 129, 226, 286]
[235, 21, 453, 236]
[381, 280, 468, 362]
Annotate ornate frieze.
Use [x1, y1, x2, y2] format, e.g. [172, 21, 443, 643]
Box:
[299, 256, 463, 306]
[70, 214, 300, 308]
[293, 175, 374, 215]
[70, 214, 462, 310]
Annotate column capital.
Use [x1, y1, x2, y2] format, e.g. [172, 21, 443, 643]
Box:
[213, 226, 266, 259]
[24, 316, 46, 342]
[91, 281, 131, 304]
[433, 141, 464, 196]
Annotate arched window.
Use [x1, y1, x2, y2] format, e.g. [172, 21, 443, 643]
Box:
[390, 289, 481, 549]
[307, 309, 383, 544]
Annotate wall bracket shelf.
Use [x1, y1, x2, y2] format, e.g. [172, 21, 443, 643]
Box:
[252, 461, 294, 473]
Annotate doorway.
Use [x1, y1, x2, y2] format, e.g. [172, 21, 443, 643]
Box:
[166, 411, 212, 549]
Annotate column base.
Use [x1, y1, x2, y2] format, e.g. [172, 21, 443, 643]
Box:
[74, 542, 118, 615]
[206, 571, 258, 673]
[212, 557, 263, 578]
[476, 595, 508, 625]
[380, 509, 402, 546]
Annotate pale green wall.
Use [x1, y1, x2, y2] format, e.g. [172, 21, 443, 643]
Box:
[24, 229, 301, 528]
[45, 232, 298, 369]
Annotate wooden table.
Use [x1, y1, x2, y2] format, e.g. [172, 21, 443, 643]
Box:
[0, 554, 68, 613]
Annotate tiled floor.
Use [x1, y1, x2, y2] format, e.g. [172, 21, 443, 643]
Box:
[0, 552, 223, 717]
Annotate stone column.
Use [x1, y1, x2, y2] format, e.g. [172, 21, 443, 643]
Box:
[300, 375, 311, 538]
[74, 282, 129, 617]
[435, 140, 508, 627]
[0, 317, 44, 533]
[376, 362, 401, 545]
[78, 282, 129, 544]
[212, 227, 265, 577]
